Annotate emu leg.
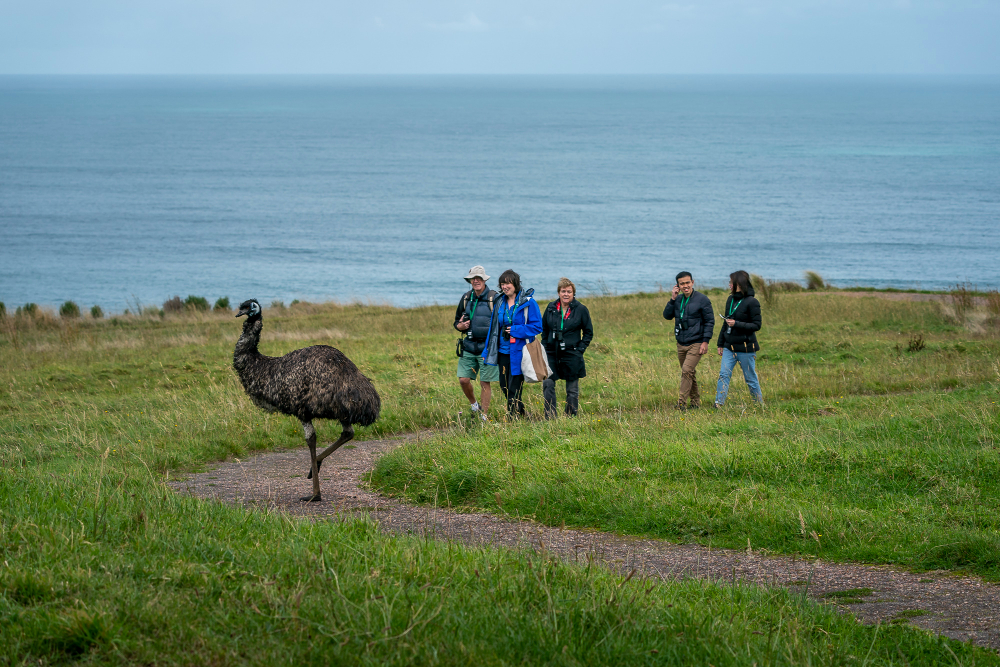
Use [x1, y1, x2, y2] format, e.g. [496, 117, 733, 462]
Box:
[307, 423, 355, 479]
[300, 421, 322, 502]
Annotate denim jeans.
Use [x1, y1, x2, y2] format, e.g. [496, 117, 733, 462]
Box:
[715, 350, 763, 406]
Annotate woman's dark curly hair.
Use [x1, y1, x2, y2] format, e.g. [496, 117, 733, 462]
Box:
[498, 269, 522, 294]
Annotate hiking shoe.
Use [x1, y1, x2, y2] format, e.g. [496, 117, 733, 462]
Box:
[689, 403, 700, 410]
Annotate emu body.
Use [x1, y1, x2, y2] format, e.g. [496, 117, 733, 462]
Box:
[233, 299, 380, 501]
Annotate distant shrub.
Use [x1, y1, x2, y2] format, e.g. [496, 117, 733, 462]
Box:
[804, 271, 826, 291]
[907, 335, 926, 353]
[750, 274, 778, 307]
[213, 297, 231, 312]
[290, 299, 300, 306]
[163, 296, 184, 313]
[16, 303, 38, 318]
[184, 295, 210, 312]
[90, 305, 103, 319]
[0, 302, 5, 319]
[986, 290, 1000, 316]
[271, 300, 285, 310]
[774, 281, 805, 292]
[59, 301, 81, 319]
[949, 283, 975, 321]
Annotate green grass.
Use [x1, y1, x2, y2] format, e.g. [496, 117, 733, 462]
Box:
[372, 388, 1000, 578]
[4, 465, 992, 665]
[2, 294, 999, 663]
[362, 292, 1000, 578]
[822, 589, 875, 605]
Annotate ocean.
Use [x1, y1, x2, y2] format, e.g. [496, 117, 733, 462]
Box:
[1, 75, 998, 312]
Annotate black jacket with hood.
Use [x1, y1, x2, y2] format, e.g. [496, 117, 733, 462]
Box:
[662, 290, 715, 346]
[716, 287, 762, 353]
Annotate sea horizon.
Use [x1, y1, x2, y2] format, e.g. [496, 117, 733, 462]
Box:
[2, 74, 999, 312]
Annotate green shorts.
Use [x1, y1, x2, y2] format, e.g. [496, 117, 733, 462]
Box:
[457, 352, 500, 382]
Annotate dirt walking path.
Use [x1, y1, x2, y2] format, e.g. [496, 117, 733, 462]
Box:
[171, 434, 1000, 651]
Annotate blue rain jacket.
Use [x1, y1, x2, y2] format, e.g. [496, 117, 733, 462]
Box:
[482, 289, 542, 376]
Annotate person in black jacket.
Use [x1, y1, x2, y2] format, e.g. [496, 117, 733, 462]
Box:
[715, 270, 763, 407]
[541, 278, 593, 418]
[662, 271, 715, 410]
[454, 266, 499, 421]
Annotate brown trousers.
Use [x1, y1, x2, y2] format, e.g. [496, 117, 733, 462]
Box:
[676, 343, 703, 406]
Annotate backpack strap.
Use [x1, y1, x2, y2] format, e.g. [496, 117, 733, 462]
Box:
[486, 291, 495, 312]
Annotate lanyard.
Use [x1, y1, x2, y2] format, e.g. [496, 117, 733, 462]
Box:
[502, 298, 514, 325]
[557, 302, 571, 330]
[727, 298, 743, 317]
[468, 293, 480, 322]
[677, 294, 690, 321]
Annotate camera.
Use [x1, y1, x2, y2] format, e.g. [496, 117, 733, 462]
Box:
[556, 330, 566, 351]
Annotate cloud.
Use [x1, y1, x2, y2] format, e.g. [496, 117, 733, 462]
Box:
[427, 12, 487, 32]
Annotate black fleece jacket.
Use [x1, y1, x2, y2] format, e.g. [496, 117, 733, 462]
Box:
[716, 289, 762, 353]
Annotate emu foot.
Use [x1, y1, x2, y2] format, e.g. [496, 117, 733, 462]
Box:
[307, 459, 322, 479]
[299, 493, 322, 502]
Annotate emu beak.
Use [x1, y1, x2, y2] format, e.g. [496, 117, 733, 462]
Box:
[236, 308, 249, 318]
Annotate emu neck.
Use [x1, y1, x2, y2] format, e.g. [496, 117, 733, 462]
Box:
[234, 319, 263, 370]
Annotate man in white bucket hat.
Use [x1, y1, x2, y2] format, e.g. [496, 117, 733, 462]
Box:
[454, 265, 499, 420]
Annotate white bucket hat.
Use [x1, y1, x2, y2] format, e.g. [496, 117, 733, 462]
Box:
[464, 265, 490, 283]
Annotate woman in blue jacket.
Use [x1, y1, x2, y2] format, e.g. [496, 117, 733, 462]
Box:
[482, 269, 543, 418]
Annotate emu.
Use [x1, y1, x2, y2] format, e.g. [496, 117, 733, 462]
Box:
[233, 299, 380, 501]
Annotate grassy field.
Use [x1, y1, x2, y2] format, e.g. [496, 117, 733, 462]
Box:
[381, 290, 997, 578]
[1, 292, 999, 664]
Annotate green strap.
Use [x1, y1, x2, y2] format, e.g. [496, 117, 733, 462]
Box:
[468, 294, 479, 322]
[677, 295, 690, 321]
[558, 303, 570, 331]
[727, 298, 743, 317]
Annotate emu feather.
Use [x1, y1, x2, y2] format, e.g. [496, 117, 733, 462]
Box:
[233, 299, 380, 501]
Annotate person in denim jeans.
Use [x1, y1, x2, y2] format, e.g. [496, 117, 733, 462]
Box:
[715, 270, 763, 407]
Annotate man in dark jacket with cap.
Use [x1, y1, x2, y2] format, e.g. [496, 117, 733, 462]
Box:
[662, 271, 715, 410]
[455, 265, 499, 421]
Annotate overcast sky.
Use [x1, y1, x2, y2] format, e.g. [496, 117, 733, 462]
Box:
[1, 0, 997, 75]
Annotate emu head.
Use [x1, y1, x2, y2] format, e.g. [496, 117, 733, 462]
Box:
[236, 299, 262, 320]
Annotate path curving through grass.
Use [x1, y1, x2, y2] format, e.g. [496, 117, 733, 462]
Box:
[173, 433, 1000, 651]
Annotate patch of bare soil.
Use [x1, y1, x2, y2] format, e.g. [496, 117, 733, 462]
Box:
[171, 435, 1000, 651]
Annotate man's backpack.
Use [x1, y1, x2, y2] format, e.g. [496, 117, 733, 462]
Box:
[461, 289, 495, 315]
